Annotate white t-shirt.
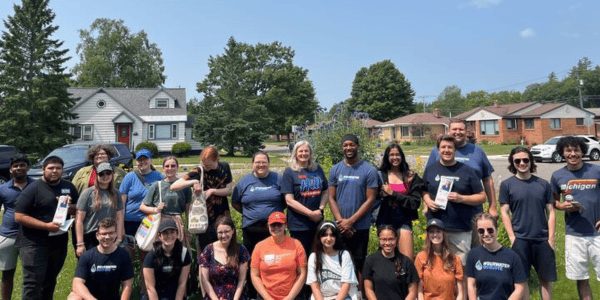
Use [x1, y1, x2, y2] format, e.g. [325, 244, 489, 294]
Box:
[307, 250, 359, 300]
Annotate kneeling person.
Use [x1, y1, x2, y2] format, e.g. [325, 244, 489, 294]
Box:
[69, 218, 134, 300]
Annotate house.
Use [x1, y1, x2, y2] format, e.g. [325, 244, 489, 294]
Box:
[583, 107, 600, 137]
[377, 108, 450, 141]
[455, 101, 596, 145]
[67, 87, 198, 152]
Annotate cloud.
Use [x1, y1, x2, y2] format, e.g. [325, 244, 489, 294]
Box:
[520, 28, 536, 39]
[465, 0, 502, 9]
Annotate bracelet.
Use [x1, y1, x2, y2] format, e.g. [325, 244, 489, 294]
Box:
[76, 243, 84, 246]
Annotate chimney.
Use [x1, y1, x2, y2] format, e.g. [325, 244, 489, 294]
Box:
[433, 108, 441, 118]
[493, 100, 499, 108]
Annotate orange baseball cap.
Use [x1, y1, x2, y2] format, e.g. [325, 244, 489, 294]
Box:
[268, 211, 286, 225]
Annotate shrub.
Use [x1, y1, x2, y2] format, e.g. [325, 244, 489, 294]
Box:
[135, 141, 159, 158]
[402, 140, 411, 146]
[171, 142, 192, 157]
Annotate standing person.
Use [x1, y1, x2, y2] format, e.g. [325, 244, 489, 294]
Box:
[426, 119, 497, 218]
[363, 225, 418, 300]
[550, 136, 600, 300]
[68, 218, 134, 300]
[14, 156, 79, 300]
[306, 221, 359, 300]
[171, 145, 234, 252]
[199, 215, 249, 300]
[500, 147, 557, 300]
[72, 144, 127, 194]
[328, 134, 379, 290]
[250, 212, 307, 300]
[143, 219, 192, 300]
[0, 154, 33, 300]
[141, 156, 192, 248]
[75, 162, 124, 258]
[376, 143, 424, 260]
[466, 213, 527, 300]
[282, 140, 328, 255]
[414, 219, 463, 300]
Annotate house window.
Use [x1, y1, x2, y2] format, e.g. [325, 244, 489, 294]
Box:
[401, 127, 410, 137]
[73, 124, 93, 141]
[550, 118, 561, 129]
[576, 118, 584, 126]
[148, 124, 178, 139]
[525, 118, 534, 129]
[156, 98, 168, 108]
[480, 120, 499, 135]
[506, 119, 517, 130]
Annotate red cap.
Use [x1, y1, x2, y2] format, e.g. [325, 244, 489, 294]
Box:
[268, 211, 286, 225]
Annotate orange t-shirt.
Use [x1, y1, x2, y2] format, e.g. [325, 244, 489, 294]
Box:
[251, 236, 307, 300]
[415, 251, 463, 300]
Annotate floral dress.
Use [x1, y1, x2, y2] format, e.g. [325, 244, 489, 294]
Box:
[199, 243, 250, 300]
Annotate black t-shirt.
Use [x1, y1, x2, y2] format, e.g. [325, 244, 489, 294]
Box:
[143, 247, 192, 299]
[183, 162, 233, 224]
[363, 251, 418, 299]
[74, 247, 134, 299]
[15, 179, 79, 247]
[466, 246, 527, 300]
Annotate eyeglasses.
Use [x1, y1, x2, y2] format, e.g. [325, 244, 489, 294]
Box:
[253, 161, 269, 165]
[477, 228, 495, 235]
[380, 238, 396, 244]
[513, 158, 530, 165]
[99, 171, 113, 177]
[217, 229, 232, 236]
[269, 223, 284, 228]
[97, 231, 117, 237]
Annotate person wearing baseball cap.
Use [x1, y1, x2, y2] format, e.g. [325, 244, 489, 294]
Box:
[251, 211, 307, 300]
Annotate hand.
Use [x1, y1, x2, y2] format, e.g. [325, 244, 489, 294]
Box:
[422, 205, 429, 216]
[548, 239, 555, 250]
[156, 202, 165, 213]
[447, 192, 460, 203]
[308, 209, 323, 223]
[562, 201, 579, 212]
[424, 198, 440, 212]
[487, 206, 499, 219]
[205, 188, 216, 198]
[47, 222, 61, 233]
[381, 183, 393, 196]
[337, 218, 354, 233]
[76, 245, 85, 258]
[509, 235, 515, 246]
[193, 182, 203, 197]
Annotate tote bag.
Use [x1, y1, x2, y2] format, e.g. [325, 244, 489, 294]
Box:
[135, 181, 162, 251]
[188, 166, 209, 234]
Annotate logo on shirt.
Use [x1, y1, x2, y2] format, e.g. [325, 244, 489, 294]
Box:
[298, 175, 307, 179]
[320, 268, 341, 283]
[250, 186, 273, 192]
[475, 260, 510, 271]
[338, 175, 359, 182]
[456, 157, 470, 163]
[91, 264, 117, 273]
[61, 189, 71, 194]
[300, 176, 324, 197]
[435, 175, 460, 182]
[263, 252, 293, 266]
[162, 266, 173, 273]
[560, 179, 598, 193]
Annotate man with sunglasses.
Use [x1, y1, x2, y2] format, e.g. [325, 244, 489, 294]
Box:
[500, 147, 556, 300]
[550, 136, 600, 300]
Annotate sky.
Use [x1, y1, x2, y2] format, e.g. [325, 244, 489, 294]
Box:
[1, 0, 599, 113]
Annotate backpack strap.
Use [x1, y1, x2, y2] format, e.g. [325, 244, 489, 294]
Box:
[134, 170, 148, 186]
[181, 247, 187, 263]
[338, 250, 343, 266]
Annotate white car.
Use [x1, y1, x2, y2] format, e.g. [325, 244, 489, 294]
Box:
[530, 135, 600, 163]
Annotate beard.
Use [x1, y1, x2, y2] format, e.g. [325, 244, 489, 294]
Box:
[43, 174, 61, 185]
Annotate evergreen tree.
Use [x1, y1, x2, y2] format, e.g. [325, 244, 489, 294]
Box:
[0, 0, 76, 156]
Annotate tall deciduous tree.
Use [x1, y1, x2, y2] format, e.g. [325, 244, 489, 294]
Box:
[347, 60, 415, 121]
[72, 18, 166, 88]
[0, 0, 76, 156]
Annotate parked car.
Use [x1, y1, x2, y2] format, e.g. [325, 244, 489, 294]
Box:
[27, 143, 133, 181]
[530, 135, 600, 163]
[0, 145, 18, 184]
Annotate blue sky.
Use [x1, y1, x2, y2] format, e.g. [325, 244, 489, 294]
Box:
[1, 0, 599, 112]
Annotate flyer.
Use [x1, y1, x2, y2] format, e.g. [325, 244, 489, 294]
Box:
[435, 176, 454, 210]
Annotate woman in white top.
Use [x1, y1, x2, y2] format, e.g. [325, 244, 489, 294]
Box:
[307, 221, 359, 300]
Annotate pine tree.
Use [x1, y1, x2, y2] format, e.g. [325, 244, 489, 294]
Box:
[0, 0, 76, 156]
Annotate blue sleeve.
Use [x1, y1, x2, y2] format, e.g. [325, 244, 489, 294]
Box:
[74, 251, 91, 279]
[366, 166, 379, 189]
[544, 181, 555, 205]
[143, 251, 155, 268]
[328, 165, 338, 187]
[468, 169, 484, 193]
[183, 249, 192, 266]
[231, 179, 244, 205]
[511, 251, 528, 282]
[318, 166, 328, 191]
[478, 148, 494, 178]
[499, 180, 509, 204]
[119, 173, 133, 195]
[426, 147, 439, 168]
[549, 173, 560, 195]
[121, 250, 135, 280]
[465, 251, 475, 277]
[280, 168, 294, 194]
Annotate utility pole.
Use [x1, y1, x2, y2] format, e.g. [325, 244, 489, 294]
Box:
[577, 71, 584, 109]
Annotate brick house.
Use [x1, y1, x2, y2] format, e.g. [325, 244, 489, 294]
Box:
[455, 101, 596, 145]
[377, 108, 450, 142]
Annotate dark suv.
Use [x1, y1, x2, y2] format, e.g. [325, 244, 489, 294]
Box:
[27, 143, 133, 181]
[0, 145, 18, 184]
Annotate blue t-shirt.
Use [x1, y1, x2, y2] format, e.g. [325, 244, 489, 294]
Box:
[0, 177, 34, 238]
[74, 247, 134, 300]
[119, 171, 163, 221]
[466, 246, 527, 300]
[427, 143, 494, 180]
[422, 162, 483, 231]
[500, 176, 554, 240]
[328, 160, 379, 231]
[550, 163, 600, 236]
[281, 166, 328, 231]
[231, 172, 284, 228]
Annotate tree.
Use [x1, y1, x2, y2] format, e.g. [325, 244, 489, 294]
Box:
[72, 18, 165, 88]
[0, 0, 76, 156]
[430, 85, 464, 116]
[347, 60, 415, 122]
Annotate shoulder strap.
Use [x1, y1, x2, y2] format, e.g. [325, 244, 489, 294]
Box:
[158, 181, 162, 204]
[338, 250, 343, 267]
[181, 247, 187, 263]
[134, 170, 147, 186]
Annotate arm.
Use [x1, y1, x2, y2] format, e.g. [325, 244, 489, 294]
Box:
[364, 279, 377, 300]
[455, 278, 464, 300]
[143, 267, 159, 300]
[417, 280, 424, 300]
[334, 283, 352, 300]
[251, 267, 274, 300]
[72, 278, 97, 300]
[201, 266, 219, 300]
[339, 187, 377, 230]
[232, 203, 242, 214]
[483, 176, 498, 218]
[175, 264, 191, 300]
[421, 191, 439, 212]
[508, 282, 527, 300]
[14, 212, 60, 232]
[310, 282, 324, 300]
[206, 182, 234, 198]
[467, 277, 477, 300]
[546, 203, 556, 249]
[500, 204, 516, 245]
[447, 190, 486, 206]
[233, 261, 248, 300]
[405, 282, 417, 300]
[121, 194, 127, 210]
[285, 194, 322, 223]
[170, 177, 199, 192]
[120, 278, 133, 300]
[328, 186, 342, 221]
[284, 266, 307, 300]
[140, 203, 163, 215]
[75, 210, 87, 258]
[553, 192, 578, 212]
[116, 210, 125, 243]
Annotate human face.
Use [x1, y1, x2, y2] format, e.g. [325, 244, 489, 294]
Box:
[449, 122, 466, 146]
[202, 159, 218, 171]
[563, 145, 583, 168]
[96, 226, 117, 248]
[136, 156, 151, 172]
[388, 147, 402, 168]
[252, 154, 270, 177]
[163, 159, 178, 178]
[97, 171, 114, 186]
[268, 222, 286, 238]
[9, 161, 29, 180]
[216, 224, 234, 245]
[379, 229, 397, 257]
[42, 163, 63, 184]
[427, 227, 444, 246]
[94, 150, 109, 166]
[512, 152, 530, 175]
[476, 219, 497, 246]
[296, 144, 311, 166]
[159, 229, 178, 249]
[342, 140, 359, 160]
[320, 228, 336, 252]
[438, 141, 456, 164]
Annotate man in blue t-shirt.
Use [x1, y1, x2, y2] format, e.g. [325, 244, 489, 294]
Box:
[69, 218, 133, 300]
[500, 147, 556, 300]
[328, 134, 378, 288]
[550, 136, 600, 300]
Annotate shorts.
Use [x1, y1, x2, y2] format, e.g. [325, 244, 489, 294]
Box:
[342, 229, 370, 272]
[512, 238, 557, 282]
[565, 234, 600, 281]
[446, 230, 471, 266]
[0, 236, 18, 270]
[124, 220, 142, 237]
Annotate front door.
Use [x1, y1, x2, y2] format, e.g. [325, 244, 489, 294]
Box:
[117, 124, 131, 149]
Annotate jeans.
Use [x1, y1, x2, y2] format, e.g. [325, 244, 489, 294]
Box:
[19, 240, 68, 300]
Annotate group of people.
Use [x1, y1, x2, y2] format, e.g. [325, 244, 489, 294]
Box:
[0, 118, 597, 300]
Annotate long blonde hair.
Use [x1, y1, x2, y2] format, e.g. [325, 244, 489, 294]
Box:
[290, 140, 317, 172]
[93, 172, 118, 212]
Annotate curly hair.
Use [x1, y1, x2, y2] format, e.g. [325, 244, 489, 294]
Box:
[556, 136, 588, 159]
[87, 145, 115, 163]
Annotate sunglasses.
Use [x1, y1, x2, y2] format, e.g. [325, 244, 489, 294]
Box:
[513, 158, 530, 165]
[477, 228, 495, 235]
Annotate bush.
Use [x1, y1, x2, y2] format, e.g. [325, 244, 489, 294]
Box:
[402, 140, 411, 146]
[135, 141, 159, 158]
[171, 142, 192, 157]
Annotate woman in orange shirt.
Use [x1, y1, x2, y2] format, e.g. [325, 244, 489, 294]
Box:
[414, 219, 463, 300]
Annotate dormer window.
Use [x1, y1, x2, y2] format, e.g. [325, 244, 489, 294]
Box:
[156, 98, 168, 108]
